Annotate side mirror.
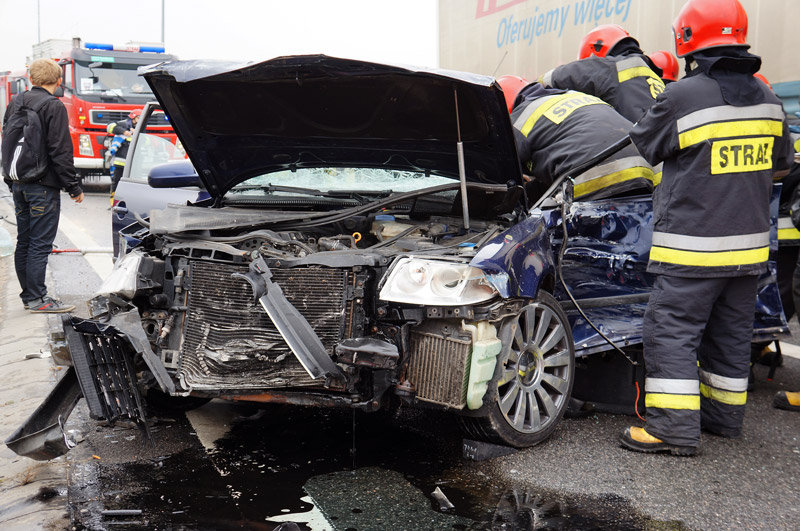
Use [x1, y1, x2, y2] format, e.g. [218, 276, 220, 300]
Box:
[53, 86, 64, 97]
[148, 160, 201, 188]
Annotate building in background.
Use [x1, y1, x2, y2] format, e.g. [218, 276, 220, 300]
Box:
[439, 0, 800, 115]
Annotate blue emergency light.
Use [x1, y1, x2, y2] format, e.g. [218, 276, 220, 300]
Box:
[85, 42, 113, 51]
[84, 42, 165, 53]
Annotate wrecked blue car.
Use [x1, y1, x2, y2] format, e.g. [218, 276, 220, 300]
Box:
[6, 55, 787, 458]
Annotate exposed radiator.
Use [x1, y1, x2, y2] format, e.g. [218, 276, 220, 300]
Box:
[408, 327, 472, 409]
[178, 261, 353, 391]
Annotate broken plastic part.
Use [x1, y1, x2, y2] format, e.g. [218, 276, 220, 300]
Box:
[432, 486, 455, 511]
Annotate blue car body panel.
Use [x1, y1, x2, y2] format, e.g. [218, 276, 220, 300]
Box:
[471, 186, 787, 357]
[470, 214, 555, 299]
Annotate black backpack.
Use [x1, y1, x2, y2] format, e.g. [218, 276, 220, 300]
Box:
[1, 92, 51, 183]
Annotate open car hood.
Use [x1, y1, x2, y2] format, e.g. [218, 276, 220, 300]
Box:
[141, 55, 522, 198]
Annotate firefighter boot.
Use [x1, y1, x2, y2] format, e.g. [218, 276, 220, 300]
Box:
[773, 391, 800, 412]
[619, 427, 697, 456]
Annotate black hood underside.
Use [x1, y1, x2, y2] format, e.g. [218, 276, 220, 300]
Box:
[141, 55, 522, 198]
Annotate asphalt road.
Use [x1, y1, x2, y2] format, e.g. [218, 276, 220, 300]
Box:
[3, 189, 800, 530]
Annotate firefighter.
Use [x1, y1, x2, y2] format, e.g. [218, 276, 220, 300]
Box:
[773, 134, 800, 412]
[619, 0, 794, 456]
[649, 50, 680, 84]
[107, 108, 142, 202]
[751, 77, 799, 372]
[498, 75, 657, 201]
[539, 24, 664, 122]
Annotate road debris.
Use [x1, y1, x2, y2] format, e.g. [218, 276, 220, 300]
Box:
[431, 486, 455, 510]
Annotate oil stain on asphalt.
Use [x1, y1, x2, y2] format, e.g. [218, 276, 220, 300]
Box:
[67, 403, 685, 529]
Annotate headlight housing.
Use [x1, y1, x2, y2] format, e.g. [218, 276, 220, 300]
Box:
[78, 134, 93, 156]
[95, 250, 143, 299]
[379, 257, 497, 306]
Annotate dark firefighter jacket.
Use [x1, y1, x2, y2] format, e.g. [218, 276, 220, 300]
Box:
[630, 66, 794, 278]
[778, 131, 800, 244]
[510, 83, 657, 200]
[2, 86, 81, 197]
[540, 53, 665, 123]
[106, 117, 134, 166]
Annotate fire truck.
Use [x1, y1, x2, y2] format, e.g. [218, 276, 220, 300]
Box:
[0, 70, 30, 124]
[32, 38, 180, 180]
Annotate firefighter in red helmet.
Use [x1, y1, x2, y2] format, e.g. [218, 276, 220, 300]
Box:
[496, 75, 530, 114]
[497, 75, 656, 201]
[649, 50, 680, 83]
[620, 0, 794, 456]
[540, 24, 664, 122]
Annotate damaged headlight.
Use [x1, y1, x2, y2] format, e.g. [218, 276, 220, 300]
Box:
[379, 257, 497, 306]
[95, 250, 144, 299]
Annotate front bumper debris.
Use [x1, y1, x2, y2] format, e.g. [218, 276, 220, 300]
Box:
[5, 314, 156, 460]
[4, 367, 81, 460]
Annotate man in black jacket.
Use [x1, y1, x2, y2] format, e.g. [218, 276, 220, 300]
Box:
[2, 58, 83, 313]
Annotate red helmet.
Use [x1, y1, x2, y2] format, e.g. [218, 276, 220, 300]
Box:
[672, 0, 748, 58]
[578, 24, 637, 59]
[496, 75, 530, 113]
[649, 50, 680, 82]
[753, 73, 772, 90]
[128, 108, 143, 119]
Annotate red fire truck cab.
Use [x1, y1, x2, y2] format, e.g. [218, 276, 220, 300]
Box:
[53, 40, 179, 179]
[0, 70, 31, 124]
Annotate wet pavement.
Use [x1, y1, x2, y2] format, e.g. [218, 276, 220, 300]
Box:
[65, 403, 670, 530]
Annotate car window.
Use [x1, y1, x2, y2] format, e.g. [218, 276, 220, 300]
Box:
[228, 168, 454, 196]
[126, 133, 187, 184]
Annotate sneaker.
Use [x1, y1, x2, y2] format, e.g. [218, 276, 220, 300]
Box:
[28, 296, 75, 313]
[619, 426, 697, 456]
[773, 391, 800, 412]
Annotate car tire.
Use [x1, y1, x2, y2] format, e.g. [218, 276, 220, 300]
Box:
[145, 388, 211, 412]
[461, 291, 575, 448]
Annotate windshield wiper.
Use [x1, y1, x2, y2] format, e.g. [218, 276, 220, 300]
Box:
[231, 184, 393, 201]
[270, 181, 506, 230]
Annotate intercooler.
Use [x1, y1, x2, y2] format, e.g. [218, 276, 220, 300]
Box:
[408, 326, 472, 409]
[178, 260, 355, 391]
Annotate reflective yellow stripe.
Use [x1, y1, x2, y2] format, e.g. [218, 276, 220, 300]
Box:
[645, 393, 701, 410]
[678, 120, 783, 149]
[618, 66, 659, 83]
[574, 166, 653, 198]
[650, 171, 662, 187]
[779, 227, 800, 240]
[700, 383, 747, 406]
[519, 93, 606, 135]
[519, 96, 564, 136]
[794, 137, 800, 152]
[649, 246, 769, 267]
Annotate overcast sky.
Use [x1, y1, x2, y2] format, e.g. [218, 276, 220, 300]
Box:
[0, 0, 439, 69]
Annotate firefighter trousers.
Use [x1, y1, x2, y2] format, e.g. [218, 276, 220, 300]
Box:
[642, 274, 757, 447]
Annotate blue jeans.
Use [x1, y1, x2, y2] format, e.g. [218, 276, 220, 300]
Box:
[12, 182, 61, 303]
